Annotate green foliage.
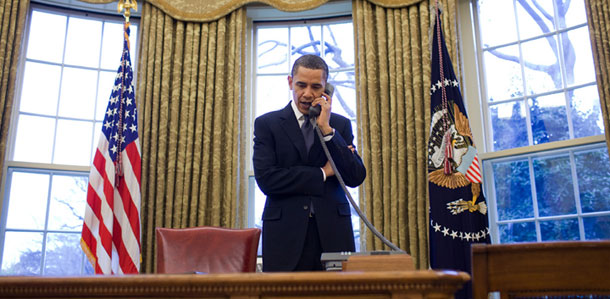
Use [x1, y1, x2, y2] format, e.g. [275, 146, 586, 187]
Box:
[533, 155, 576, 217]
[493, 160, 532, 221]
[499, 222, 537, 243]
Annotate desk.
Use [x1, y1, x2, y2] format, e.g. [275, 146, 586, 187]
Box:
[0, 270, 469, 298]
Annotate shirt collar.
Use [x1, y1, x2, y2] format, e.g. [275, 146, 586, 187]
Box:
[290, 100, 305, 121]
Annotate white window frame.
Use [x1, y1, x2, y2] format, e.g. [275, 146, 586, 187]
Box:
[458, 0, 608, 243]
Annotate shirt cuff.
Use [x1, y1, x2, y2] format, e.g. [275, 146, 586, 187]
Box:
[323, 128, 335, 142]
[320, 168, 326, 182]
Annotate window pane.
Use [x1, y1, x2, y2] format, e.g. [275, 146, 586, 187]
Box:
[6, 172, 50, 230]
[498, 222, 536, 243]
[44, 233, 83, 275]
[19, 62, 61, 116]
[58, 67, 98, 119]
[564, 27, 596, 87]
[92, 122, 103, 162]
[13, 115, 55, 163]
[257, 27, 289, 74]
[101, 22, 131, 70]
[250, 176, 264, 255]
[477, 0, 517, 47]
[483, 45, 523, 101]
[561, 0, 587, 29]
[83, 256, 94, 274]
[64, 17, 102, 68]
[575, 148, 610, 213]
[540, 218, 579, 241]
[128, 24, 138, 64]
[583, 215, 610, 240]
[522, 36, 562, 95]
[323, 22, 354, 69]
[533, 155, 576, 216]
[490, 101, 528, 150]
[252, 177, 265, 230]
[53, 119, 94, 166]
[26, 11, 66, 63]
[0, 232, 43, 275]
[328, 71, 356, 121]
[570, 85, 603, 138]
[256, 75, 290, 117]
[47, 175, 88, 231]
[492, 159, 533, 220]
[529, 93, 569, 145]
[516, 0, 555, 41]
[97, 71, 116, 121]
[290, 25, 322, 64]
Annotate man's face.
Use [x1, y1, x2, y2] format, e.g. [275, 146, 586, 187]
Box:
[288, 66, 326, 115]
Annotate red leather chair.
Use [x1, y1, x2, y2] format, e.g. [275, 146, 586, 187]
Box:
[155, 226, 261, 274]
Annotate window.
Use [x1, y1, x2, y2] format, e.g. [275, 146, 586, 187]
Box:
[247, 2, 361, 251]
[0, 3, 139, 275]
[462, 0, 610, 243]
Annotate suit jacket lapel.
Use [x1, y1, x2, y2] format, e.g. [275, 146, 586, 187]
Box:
[279, 103, 308, 162]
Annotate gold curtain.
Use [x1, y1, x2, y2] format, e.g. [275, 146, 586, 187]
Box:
[0, 0, 28, 184]
[136, 3, 247, 273]
[81, 0, 422, 21]
[353, 0, 457, 269]
[585, 0, 610, 152]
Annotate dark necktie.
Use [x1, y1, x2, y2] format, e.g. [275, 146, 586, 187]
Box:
[301, 115, 314, 151]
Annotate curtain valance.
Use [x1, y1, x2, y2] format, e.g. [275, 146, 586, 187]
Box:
[80, 0, 425, 21]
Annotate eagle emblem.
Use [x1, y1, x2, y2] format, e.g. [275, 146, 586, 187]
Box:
[428, 102, 486, 215]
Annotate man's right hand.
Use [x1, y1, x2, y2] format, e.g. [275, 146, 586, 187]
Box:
[322, 161, 335, 178]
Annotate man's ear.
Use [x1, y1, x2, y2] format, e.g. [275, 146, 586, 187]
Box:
[287, 75, 293, 90]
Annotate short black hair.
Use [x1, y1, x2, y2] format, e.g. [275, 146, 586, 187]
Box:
[291, 54, 329, 82]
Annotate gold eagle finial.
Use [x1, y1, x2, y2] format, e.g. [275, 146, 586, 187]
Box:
[118, 0, 138, 23]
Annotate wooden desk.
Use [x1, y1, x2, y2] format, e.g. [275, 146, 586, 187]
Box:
[0, 270, 469, 298]
[471, 241, 610, 299]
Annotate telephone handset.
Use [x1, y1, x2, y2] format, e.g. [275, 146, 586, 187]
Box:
[308, 82, 334, 117]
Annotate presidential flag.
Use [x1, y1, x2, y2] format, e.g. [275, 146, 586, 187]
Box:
[81, 23, 141, 274]
[427, 9, 490, 299]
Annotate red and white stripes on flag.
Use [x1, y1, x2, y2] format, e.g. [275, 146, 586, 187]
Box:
[81, 23, 141, 274]
[465, 156, 482, 184]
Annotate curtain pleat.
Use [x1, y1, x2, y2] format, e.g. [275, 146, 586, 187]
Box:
[0, 0, 28, 184]
[354, 0, 457, 269]
[585, 0, 610, 152]
[137, 3, 246, 273]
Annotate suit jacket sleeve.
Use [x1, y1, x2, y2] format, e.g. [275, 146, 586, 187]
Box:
[325, 117, 366, 187]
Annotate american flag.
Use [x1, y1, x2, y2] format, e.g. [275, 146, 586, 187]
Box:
[81, 23, 141, 274]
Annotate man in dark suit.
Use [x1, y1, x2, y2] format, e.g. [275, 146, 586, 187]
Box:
[253, 55, 366, 271]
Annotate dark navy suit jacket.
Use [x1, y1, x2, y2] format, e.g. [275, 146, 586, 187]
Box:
[253, 102, 366, 271]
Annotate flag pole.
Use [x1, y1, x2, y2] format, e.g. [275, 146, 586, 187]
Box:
[114, 0, 137, 186]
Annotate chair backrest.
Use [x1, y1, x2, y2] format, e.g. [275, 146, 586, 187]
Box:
[156, 226, 261, 274]
[471, 241, 610, 299]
